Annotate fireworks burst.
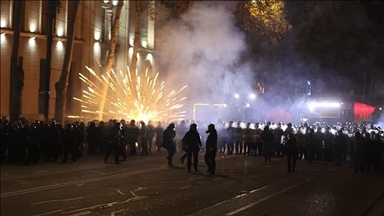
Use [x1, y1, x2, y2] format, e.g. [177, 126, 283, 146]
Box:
[73, 65, 187, 123]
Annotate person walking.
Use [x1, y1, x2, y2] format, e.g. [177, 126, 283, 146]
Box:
[162, 123, 176, 166]
[182, 123, 202, 172]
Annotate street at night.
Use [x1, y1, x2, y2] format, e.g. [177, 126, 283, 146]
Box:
[1, 1, 384, 215]
[1, 152, 383, 216]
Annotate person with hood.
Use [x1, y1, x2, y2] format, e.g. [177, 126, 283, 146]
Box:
[162, 123, 176, 166]
[182, 123, 202, 172]
[205, 124, 218, 174]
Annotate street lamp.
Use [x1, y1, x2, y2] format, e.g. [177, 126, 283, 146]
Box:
[234, 93, 240, 99]
[249, 93, 256, 99]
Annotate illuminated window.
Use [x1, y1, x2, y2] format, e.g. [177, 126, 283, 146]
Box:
[101, 1, 116, 42]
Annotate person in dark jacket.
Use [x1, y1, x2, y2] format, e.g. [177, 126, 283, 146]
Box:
[333, 130, 348, 166]
[127, 120, 140, 156]
[285, 132, 298, 173]
[353, 131, 365, 173]
[154, 122, 164, 153]
[306, 128, 319, 164]
[162, 123, 176, 166]
[104, 121, 124, 164]
[62, 124, 78, 163]
[205, 124, 218, 174]
[261, 126, 274, 162]
[182, 123, 202, 172]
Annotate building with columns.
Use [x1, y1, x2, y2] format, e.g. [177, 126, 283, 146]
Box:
[0, 0, 157, 123]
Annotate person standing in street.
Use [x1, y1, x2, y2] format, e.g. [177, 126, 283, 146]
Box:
[155, 122, 164, 153]
[104, 121, 124, 164]
[182, 123, 202, 172]
[261, 126, 274, 162]
[162, 123, 176, 166]
[205, 124, 217, 174]
[127, 120, 140, 156]
[333, 130, 348, 166]
[285, 132, 298, 173]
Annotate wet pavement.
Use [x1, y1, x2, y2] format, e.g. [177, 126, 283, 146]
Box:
[1, 151, 383, 216]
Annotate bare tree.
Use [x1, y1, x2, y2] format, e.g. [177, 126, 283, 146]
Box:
[129, 1, 143, 74]
[97, 0, 124, 121]
[9, 1, 23, 122]
[54, 0, 80, 125]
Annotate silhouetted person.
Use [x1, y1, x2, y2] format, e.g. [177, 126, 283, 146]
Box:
[333, 130, 347, 166]
[62, 124, 78, 163]
[147, 120, 155, 153]
[205, 124, 217, 174]
[139, 121, 148, 156]
[127, 120, 139, 155]
[286, 132, 298, 173]
[182, 123, 202, 172]
[261, 126, 274, 162]
[86, 122, 98, 155]
[162, 123, 176, 166]
[104, 121, 124, 164]
[352, 131, 365, 173]
[154, 122, 164, 153]
[306, 128, 319, 164]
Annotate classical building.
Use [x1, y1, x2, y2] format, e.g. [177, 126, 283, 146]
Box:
[0, 0, 156, 123]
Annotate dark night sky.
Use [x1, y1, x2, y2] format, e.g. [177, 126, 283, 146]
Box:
[241, 1, 384, 105]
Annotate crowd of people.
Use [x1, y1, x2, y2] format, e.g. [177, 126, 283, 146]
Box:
[1, 116, 383, 175]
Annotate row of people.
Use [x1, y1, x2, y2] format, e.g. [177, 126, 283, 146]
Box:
[1, 117, 383, 175]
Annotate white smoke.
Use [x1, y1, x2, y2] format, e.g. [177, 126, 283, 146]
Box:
[155, 2, 255, 121]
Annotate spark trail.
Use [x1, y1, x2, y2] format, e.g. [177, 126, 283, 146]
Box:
[74, 66, 187, 123]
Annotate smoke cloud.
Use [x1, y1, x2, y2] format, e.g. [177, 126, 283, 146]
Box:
[155, 2, 256, 122]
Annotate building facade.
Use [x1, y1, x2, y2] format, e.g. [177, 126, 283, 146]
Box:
[0, 0, 156, 123]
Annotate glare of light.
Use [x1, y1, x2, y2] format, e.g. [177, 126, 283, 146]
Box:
[129, 38, 134, 47]
[29, 23, 36, 33]
[68, 115, 81, 119]
[234, 93, 240, 99]
[245, 103, 250, 108]
[308, 102, 340, 111]
[249, 93, 256, 99]
[0, 20, 6, 28]
[141, 41, 147, 48]
[146, 53, 153, 62]
[94, 31, 101, 41]
[28, 37, 36, 46]
[93, 42, 100, 53]
[379, 107, 382, 111]
[112, 0, 118, 6]
[56, 40, 64, 51]
[57, 27, 63, 37]
[103, 0, 109, 3]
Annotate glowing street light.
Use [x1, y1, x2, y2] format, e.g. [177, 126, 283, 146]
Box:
[234, 93, 240, 99]
[249, 93, 256, 99]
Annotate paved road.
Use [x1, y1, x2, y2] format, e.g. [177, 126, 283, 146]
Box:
[1, 151, 383, 216]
